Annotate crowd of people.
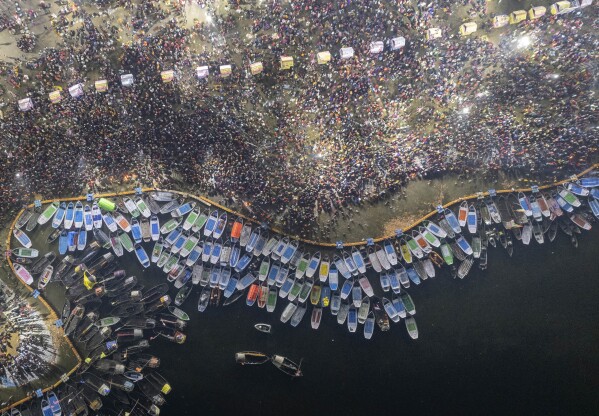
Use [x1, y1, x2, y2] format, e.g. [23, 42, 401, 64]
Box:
[0, 0, 597, 236]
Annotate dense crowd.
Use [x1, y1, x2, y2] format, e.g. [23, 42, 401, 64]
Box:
[0, 0, 597, 235]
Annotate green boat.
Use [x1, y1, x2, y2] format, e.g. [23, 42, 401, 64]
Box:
[405, 316, 419, 339]
[38, 202, 59, 226]
[118, 232, 134, 252]
[152, 239, 164, 263]
[259, 258, 270, 280]
[288, 279, 303, 301]
[183, 208, 200, 231]
[440, 242, 454, 265]
[160, 218, 180, 234]
[97, 317, 121, 327]
[266, 287, 278, 312]
[192, 209, 209, 232]
[406, 237, 419, 252]
[295, 254, 309, 278]
[157, 250, 171, 268]
[163, 255, 179, 273]
[169, 306, 190, 321]
[12, 248, 39, 258]
[400, 292, 416, 316]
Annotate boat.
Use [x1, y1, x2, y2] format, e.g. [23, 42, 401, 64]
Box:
[351, 247, 367, 274]
[235, 351, 271, 365]
[405, 237, 424, 259]
[280, 238, 298, 264]
[311, 306, 323, 329]
[130, 218, 142, 244]
[589, 197, 599, 219]
[12, 247, 38, 258]
[119, 231, 134, 252]
[455, 235, 473, 255]
[382, 297, 399, 321]
[398, 239, 412, 264]
[141, 218, 151, 242]
[305, 252, 321, 278]
[64, 202, 75, 229]
[38, 265, 54, 289]
[347, 306, 358, 332]
[400, 292, 416, 315]
[290, 303, 307, 327]
[197, 287, 210, 312]
[16, 208, 33, 229]
[558, 186, 581, 207]
[67, 230, 77, 252]
[467, 204, 477, 234]
[39, 201, 59, 226]
[457, 257, 474, 279]
[271, 355, 303, 377]
[358, 275, 374, 297]
[77, 229, 87, 251]
[518, 193, 533, 217]
[113, 212, 131, 233]
[240, 224, 254, 248]
[58, 230, 68, 255]
[204, 210, 219, 237]
[405, 316, 419, 339]
[380, 272, 391, 292]
[101, 211, 118, 233]
[328, 264, 339, 291]
[458, 201, 468, 226]
[14, 263, 34, 285]
[13, 228, 32, 248]
[570, 213, 592, 230]
[418, 226, 440, 247]
[532, 221, 545, 244]
[168, 306, 190, 321]
[438, 217, 456, 239]
[213, 212, 228, 240]
[364, 311, 375, 340]
[444, 208, 462, 233]
[580, 177, 599, 188]
[566, 182, 589, 197]
[267, 287, 278, 312]
[280, 302, 298, 324]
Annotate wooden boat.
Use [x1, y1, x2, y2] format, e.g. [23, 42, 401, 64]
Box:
[141, 218, 151, 242]
[458, 201, 468, 226]
[235, 351, 270, 365]
[271, 355, 303, 377]
[13, 228, 32, 248]
[570, 213, 592, 230]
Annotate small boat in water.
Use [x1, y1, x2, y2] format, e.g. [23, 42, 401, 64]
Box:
[14, 263, 34, 285]
[236, 351, 271, 365]
[254, 323, 271, 333]
[13, 228, 32, 248]
[271, 355, 303, 377]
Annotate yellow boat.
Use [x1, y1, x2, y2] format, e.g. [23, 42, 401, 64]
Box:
[399, 239, 413, 264]
[310, 285, 322, 306]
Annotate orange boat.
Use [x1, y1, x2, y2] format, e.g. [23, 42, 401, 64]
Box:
[257, 284, 268, 308]
[458, 201, 468, 226]
[231, 217, 244, 242]
[246, 283, 260, 306]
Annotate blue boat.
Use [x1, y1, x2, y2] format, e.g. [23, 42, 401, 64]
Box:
[209, 267, 220, 288]
[364, 311, 375, 340]
[566, 182, 589, 196]
[554, 193, 574, 213]
[392, 294, 406, 318]
[388, 270, 401, 293]
[443, 208, 461, 233]
[13, 228, 32, 248]
[589, 197, 599, 219]
[64, 202, 75, 229]
[67, 231, 77, 252]
[320, 286, 331, 307]
[213, 212, 228, 240]
[340, 278, 353, 300]
[204, 210, 219, 237]
[187, 244, 202, 266]
[580, 177, 599, 188]
[276, 267, 288, 287]
[150, 215, 160, 241]
[102, 211, 118, 232]
[131, 218, 143, 244]
[210, 242, 222, 263]
[165, 226, 182, 247]
[379, 272, 390, 292]
[396, 265, 410, 288]
[135, 244, 150, 268]
[267, 263, 280, 286]
[280, 276, 294, 298]
[52, 202, 66, 229]
[174, 202, 194, 217]
[229, 245, 240, 268]
[328, 264, 339, 291]
[41, 399, 53, 416]
[47, 391, 62, 416]
[77, 229, 87, 251]
[234, 253, 252, 273]
[382, 297, 399, 320]
[406, 267, 421, 285]
[223, 274, 239, 298]
[330, 292, 341, 315]
[58, 230, 68, 255]
[236, 272, 257, 290]
[455, 235, 473, 255]
[171, 232, 187, 254]
[347, 306, 358, 332]
[518, 193, 532, 216]
[590, 188, 599, 199]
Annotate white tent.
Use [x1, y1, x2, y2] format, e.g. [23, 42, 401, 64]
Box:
[196, 66, 209, 79]
[369, 41, 384, 54]
[121, 74, 134, 87]
[18, 98, 33, 111]
[390, 37, 406, 50]
[340, 47, 354, 60]
[68, 83, 84, 98]
[426, 28, 442, 40]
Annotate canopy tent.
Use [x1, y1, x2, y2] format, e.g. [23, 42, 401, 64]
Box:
[121, 74, 134, 87]
[550, 1, 571, 13]
[459, 22, 477, 36]
[390, 37, 406, 50]
[68, 83, 84, 98]
[220, 65, 232, 77]
[18, 98, 33, 111]
[249, 62, 263, 75]
[426, 28, 442, 40]
[161, 70, 174, 83]
[317, 51, 331, 64]
[49, 90, 62, 103]
[528, 6, 546, 19]
[492, 15, 509, 28]
[196, 66, 209, 79]
[509, 10, 527, 24]
[369, 41, 384, 54]
[580, 0, 592, 7]
[340, 47, 354, 60]
[95, 79, 108, 92]
[280, 56, 294, 70]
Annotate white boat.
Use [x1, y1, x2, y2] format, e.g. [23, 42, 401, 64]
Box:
[280, 239, 298, 265]
[375, 244, 391, 270]
[183, 208, 200, 231]
[358, 276, 374, 297]
[12, 248, 39, 258]
[38, 265, 53, 289]
[152, 191, 176, 202]
[91, 203, 103, 229]
[280, 302, 298, 324]
[102, 212, 118, 232]
[405, 316, 419, 339]
[467, 204, 477, 234]
[123, 197, 140, 217]
[73, 201, 84, 229]
[38, 202, 59, 226]
[135, 196, 152, 218]
[311, 306, 322, 330]
[364, 311, 375, 340]
[150, 215, 160, 241]
[383, 241, 398, 266]
[13, 228, 32, 248]
[305, 252, 321, 279]
[135, 245, 150, 268]
[351, 247, 367, 274]
[458, 201, 468, 227]
[318, 256, 330, 282]
[14, 264, 34, 285]
[203, 210, 219, 237]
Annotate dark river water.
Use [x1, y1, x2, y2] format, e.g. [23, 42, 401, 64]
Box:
[133, 229, 599, 416]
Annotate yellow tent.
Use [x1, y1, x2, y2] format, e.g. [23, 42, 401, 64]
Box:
[220, 65, 232, 77]
[492, 15, 509, 28]
[459, 22, 477, 36]
[49, 90, 62, 104]
[550, 1, 570, 14]
[280, 56, 294, 70]
[317, 51, 331, 64]
[249, 62, 263, 75]
[95, 79, 108, 92]
[509, 10, 527, 24]
[161, 70, 174, 83]
[528, 6, 546, 19]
